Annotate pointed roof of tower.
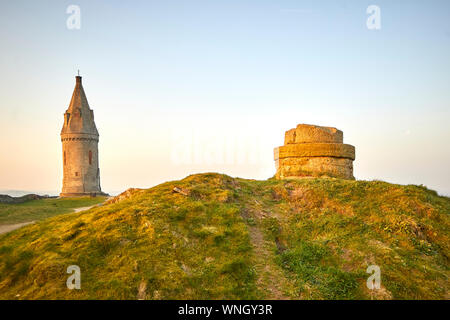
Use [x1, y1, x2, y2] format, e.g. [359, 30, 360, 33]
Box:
[67, 76, 90, 113]
[61, 75, 99, 136]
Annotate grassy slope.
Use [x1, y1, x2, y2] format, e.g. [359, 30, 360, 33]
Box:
[0, 197, 107, 224]
[0, 173, 448, 299]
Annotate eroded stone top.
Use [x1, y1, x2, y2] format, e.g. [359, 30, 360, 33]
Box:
[284, 124, 343, 144]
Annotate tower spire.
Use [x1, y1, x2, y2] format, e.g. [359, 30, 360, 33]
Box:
[61, 75, 98, 135]
[60, 74, 107, 197]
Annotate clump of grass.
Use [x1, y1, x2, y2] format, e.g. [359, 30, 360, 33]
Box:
[278, 242, 363, 299]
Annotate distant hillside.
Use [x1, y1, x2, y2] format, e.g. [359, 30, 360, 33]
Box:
[0, 173, 448, 299]
[0, 194, 58, 205]
[0, 190, 60, 197]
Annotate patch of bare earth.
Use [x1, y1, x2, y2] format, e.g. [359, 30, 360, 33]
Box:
[241, 206, 295, 299]
[72, 202, 106, 213]
[0, 221, 35, 235]
[0, 202, 108, 235]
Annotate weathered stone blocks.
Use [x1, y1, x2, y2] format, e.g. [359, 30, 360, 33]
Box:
[284, 124, 343, 144]
[60, 76, 107, 197]
[274, 124, 355, 180]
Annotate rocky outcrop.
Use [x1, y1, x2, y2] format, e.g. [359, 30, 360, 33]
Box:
[274, 124, 355, 180]
[105, 188, 144, 204]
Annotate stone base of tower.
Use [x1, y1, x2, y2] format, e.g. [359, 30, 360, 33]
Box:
[274, 124, 356, 180]
[275, 156, 354, 180]
[59, 191, 109, 198]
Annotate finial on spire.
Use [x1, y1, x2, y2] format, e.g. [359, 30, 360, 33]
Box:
[75, 70, 82, 84]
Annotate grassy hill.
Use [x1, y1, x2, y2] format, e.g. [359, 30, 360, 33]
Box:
[0, 196, 107, 225]
[0, 173, 448, 299]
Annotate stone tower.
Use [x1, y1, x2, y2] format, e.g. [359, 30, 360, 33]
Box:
[274, 124, 355, 180]
[60, 75, 107, 197]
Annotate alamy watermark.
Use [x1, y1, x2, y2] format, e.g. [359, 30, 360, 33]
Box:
[170, 128, 264, 166]
[366, 265, 381, 290]
[66, 5, 81, 30]
[366, 5, 381, 30]
[66, 265, 81, 289]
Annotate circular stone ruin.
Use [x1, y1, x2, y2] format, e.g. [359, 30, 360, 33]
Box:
[274, 124, 355, 180]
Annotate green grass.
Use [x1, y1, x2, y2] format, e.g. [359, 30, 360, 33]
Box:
[0, 197, 107, 224]
[0, 173, 448, 299]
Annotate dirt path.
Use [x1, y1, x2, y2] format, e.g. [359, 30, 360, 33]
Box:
[0, 221, 35, 235]
[241, 208, 295, 299]
[73, 205, 97, 213]
[0, 203, 101, 235]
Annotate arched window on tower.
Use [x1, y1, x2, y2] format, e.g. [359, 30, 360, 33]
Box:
[64, 151, 66, 165]
[89, 150, 92, 165]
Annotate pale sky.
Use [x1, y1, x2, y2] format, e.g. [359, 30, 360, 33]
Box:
[0, 0, 449, 196]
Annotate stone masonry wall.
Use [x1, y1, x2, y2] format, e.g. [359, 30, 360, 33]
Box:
[274, 124, 355, 180]
[61, 136, 100, 195]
